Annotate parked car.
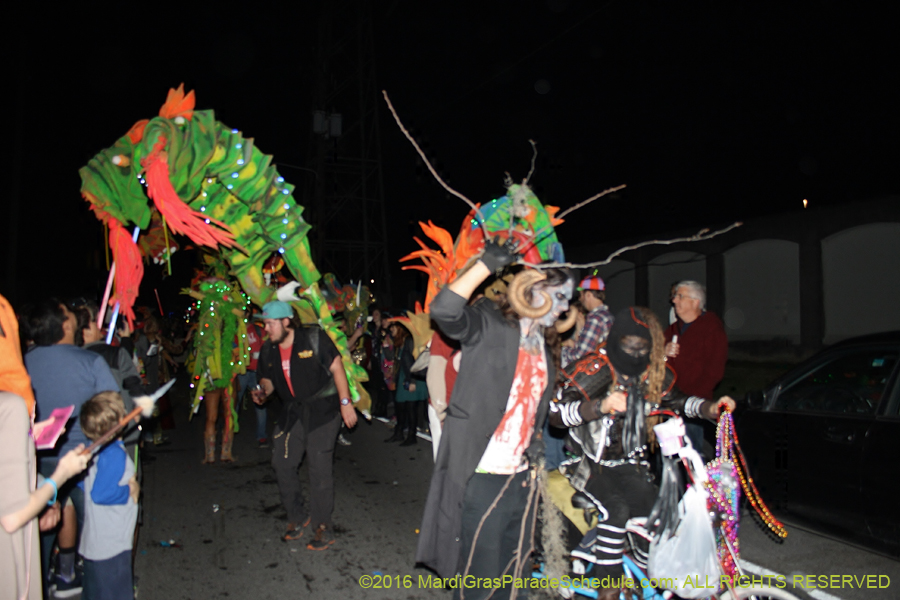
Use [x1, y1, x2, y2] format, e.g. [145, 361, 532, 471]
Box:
[736, 332, 900, 558]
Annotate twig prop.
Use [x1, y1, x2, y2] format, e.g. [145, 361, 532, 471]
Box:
[536, 466, 569, 587]
[504, 173, 515, 239]
[509, 477, 540, 600]
[523, 221, 743, 270]
[555, 184, 627, 221]
[154, 289, 164, 316]
[381, 90, 490, 239]
[524, 140, 538, 185]
[518, 184, 628, 258]
[459, 471, 517, 600]
[80, 379, 176, 456]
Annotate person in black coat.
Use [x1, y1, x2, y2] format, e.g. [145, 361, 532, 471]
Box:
[415, 241, 577, 599]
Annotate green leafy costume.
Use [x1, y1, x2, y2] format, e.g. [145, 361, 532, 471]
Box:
[184, 278, 251, 427]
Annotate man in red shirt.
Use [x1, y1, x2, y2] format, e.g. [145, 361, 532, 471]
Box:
[663, 280, 728, 455]
[254, 301, 357, 551]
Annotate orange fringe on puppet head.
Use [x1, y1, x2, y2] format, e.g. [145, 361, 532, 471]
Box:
[141, 138, 239, 251]
[108, 217, 144, 328]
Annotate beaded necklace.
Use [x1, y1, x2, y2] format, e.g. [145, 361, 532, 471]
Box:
[728, 410, 789, 539]
[705, 409, 788, 578]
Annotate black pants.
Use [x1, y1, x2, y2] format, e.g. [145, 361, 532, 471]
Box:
[574, 464, 657, 580]
[395, 400, 424, 438]
[271, 414, 342, 528]
[369, 377, 392, 418]
[455, 471, 536, 600]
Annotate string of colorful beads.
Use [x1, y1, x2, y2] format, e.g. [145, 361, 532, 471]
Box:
[729, 410, 789, 539]
[706, 410, 740, 578]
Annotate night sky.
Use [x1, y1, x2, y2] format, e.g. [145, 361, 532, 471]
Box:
[4, 1, 898, 311]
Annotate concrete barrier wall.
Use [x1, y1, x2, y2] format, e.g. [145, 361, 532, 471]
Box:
[567, 197, 900, 350]
[822, 223, 900, 344]
[723, 239, 801, 342]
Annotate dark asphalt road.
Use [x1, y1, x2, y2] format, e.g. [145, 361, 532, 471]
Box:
[133, 381, 900, 600]
[135, 382, 444, 600]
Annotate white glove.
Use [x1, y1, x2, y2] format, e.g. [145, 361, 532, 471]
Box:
[276, 281, 304, 302]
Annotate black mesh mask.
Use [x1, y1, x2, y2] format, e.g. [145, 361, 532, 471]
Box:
[606, 308, 653, 377]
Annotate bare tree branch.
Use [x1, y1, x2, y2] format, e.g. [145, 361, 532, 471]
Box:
[524, 139, 538, 185]
[382, 91, 489, 237]
[515, 182, 625, 257]
[555, 184, 627, 220]
[523, 221, 743, 270]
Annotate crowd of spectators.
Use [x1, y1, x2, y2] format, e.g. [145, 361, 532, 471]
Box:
[0, 272, 730, 600]
[1, 293, 186, 600]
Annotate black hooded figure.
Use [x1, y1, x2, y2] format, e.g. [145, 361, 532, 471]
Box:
[548, 307, 733, 588]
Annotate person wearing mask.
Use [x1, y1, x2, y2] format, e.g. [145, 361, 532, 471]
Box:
[416, 240, 577, 599]
[549, 307, 735, 598]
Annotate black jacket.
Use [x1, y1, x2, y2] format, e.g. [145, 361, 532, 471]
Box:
[258, 327, 340, 432]
[548, 350, 716, 491]
[415, 288, 555, 578]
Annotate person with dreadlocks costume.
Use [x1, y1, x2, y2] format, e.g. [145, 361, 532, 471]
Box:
[416, 240, 578, 600]
[548, 306, 735, 597]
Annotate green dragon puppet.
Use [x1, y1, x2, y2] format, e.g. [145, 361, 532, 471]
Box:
[80, 85, 370, 414]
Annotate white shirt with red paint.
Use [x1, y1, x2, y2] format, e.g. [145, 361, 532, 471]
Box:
[476, 347, 548, 475]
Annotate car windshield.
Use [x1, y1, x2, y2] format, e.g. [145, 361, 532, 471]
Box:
[774, 348, 899, 415]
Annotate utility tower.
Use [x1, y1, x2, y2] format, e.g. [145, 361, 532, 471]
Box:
[306, 0, 391, 302]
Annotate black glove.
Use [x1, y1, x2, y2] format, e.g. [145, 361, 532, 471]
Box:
[480, 238, 520, 274]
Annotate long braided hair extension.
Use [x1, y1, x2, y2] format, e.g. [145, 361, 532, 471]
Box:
[635, 306, 665, 405]
[632, 306, 666, 450]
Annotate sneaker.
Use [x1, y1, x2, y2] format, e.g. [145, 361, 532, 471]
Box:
[258, 437, 270, 448]
[306, 523, 335, 551]
[50, 573, 83, 599]
[337, 433, 352, 446]
[282, 517, 311, 541]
